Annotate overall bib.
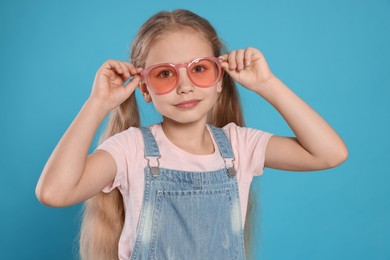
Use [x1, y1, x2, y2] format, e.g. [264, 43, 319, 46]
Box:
[130, 125, 246, 260]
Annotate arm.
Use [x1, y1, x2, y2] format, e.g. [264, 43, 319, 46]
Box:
[35, 99, 115, 207]
[35, 60, 142, 207]
[259, 76, 348, 170]
[219, 48, 348, 171]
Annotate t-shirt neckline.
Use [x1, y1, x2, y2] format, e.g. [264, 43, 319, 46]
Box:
[155, 123, 220, 158]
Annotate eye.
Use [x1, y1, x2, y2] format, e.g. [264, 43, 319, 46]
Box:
[192, 65, 206, 73]
[155, 69, 175, 79]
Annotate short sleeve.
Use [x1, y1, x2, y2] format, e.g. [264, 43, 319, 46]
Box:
[223, 123, 274, 177]
[94, 131, 130, 193]
[248, 128, 273, 176]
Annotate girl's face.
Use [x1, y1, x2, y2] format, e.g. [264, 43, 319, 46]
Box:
[141, 30, 222, 125]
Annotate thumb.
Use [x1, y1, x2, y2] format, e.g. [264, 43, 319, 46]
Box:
[220, 61, 240, 81]
[218, 56, 234, 74]
[123, 75, 142, 96]
[220, 61, 230, 71]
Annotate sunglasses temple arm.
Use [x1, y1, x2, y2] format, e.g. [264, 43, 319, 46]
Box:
[122, 72, 144, 88]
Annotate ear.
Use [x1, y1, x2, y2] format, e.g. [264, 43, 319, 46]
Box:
[139, 82, 152, 103]
[216, 80, 223, 93]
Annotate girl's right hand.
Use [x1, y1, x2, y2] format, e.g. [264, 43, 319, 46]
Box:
[89, 59, 143, 113]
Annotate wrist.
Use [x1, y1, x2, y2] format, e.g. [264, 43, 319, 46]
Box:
[85, 97, 111, 117]
[255, 76, 295, 109]
[254, 75, 279, 97]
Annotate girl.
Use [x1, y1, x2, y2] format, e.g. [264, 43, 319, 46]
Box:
[36, 9, 348, 260]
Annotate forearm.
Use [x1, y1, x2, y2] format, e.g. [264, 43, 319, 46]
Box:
[258, 76, 348, 162]
[36, 98, 108, 200]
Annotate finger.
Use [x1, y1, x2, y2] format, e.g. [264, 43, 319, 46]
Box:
[218, 54, 228, 62]
[244, 47, 255, 67]
[113, 60, 124, 75]
[101, 60, 121, 81]
[105, 59, 125, 76]
[118, 62, 130, 78]
[123, 62, 137, 76]
[218, 55, 229, 70]
[109, 61, 129, 82]
[236, 49, 245, 71]
[135, 67, 144, 74]
[228, 51, 237, 70]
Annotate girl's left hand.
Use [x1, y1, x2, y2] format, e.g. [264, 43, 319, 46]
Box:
[219, 47, 275, 92]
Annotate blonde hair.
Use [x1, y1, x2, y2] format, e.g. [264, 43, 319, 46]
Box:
[79, 9, 260, 260]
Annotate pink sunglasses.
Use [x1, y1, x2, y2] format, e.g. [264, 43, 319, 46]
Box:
[139, 56, 223, 95]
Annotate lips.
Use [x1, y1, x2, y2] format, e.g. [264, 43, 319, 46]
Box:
[174, 99, 201, 108]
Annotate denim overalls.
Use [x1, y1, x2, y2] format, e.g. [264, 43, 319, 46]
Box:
[130, 125, 246, 260]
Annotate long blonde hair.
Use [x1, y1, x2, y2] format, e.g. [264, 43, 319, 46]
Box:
[79, 9, 260, 260]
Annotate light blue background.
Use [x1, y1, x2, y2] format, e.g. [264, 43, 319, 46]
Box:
[1, 0, 389, 259]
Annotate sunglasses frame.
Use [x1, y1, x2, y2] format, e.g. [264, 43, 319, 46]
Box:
[139, 56, 223, 95]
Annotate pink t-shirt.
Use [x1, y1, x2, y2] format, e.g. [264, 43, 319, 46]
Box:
[95, 122, 273, 260]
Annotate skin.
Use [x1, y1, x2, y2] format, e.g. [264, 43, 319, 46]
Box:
[219, 48, 349, 171]
[140, 31, 222, 155]
[141, 31, 348, 170]
[35, 30, 348, 207]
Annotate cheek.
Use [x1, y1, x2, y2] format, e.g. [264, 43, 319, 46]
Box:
[149, 93, 170, 111]
[210, 84, 222, 97]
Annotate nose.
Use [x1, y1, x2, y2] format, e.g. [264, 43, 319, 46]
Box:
[176, 67, 195, 94]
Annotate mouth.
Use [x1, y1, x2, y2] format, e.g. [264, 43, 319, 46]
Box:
[174, 99, 201, 109]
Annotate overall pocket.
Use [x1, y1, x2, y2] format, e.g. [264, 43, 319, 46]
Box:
[149, 188, 242, 260]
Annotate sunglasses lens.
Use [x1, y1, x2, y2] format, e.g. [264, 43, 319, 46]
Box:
[145, 58, 221, 94]
[188, 59, 219, 87]
[147, 65, 177, 94]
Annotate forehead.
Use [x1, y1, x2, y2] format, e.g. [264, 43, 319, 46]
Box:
[145, 31, 214, 67]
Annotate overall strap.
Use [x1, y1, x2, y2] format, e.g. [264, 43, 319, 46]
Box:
[140, 126, 161, 157]
[208, 125, 237, 177]
[140, 126, 161, 176]
[140, 125, 237, 177]
[208, 125, 234, 159]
